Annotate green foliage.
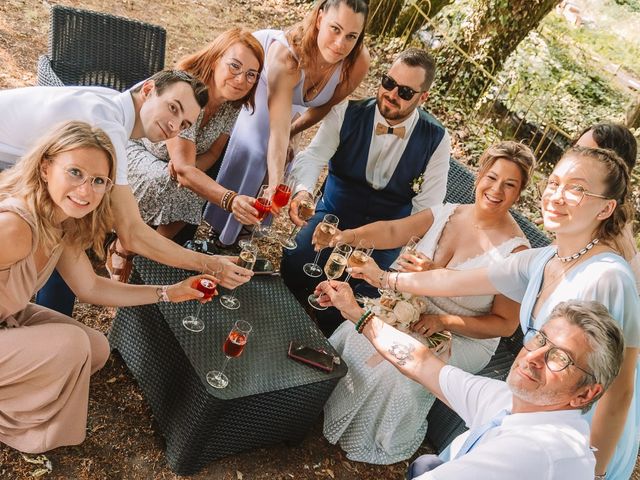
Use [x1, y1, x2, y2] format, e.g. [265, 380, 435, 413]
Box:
[491, 23, 629, 134]
[615, 0, 640, 12]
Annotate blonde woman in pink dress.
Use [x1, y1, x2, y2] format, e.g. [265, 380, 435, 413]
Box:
[0, 122, 215, 454]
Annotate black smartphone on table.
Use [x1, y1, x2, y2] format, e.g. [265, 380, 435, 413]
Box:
[253, 257, 277, 275]
[288, 341, 338, 372]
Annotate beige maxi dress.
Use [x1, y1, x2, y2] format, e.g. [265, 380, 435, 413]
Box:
[0, 198, 110, 453]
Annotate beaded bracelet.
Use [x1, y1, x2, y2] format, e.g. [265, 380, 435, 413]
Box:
[220, 190, 232, 211]
[226, 192, 238, 212]
[354, 308, 372, 332]
[357, 311, 374, 333]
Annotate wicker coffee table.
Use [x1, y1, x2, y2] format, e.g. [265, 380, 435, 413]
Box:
[109, 257, 347, 475]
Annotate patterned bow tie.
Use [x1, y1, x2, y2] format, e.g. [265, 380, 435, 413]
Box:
[375, 122, 406, 139]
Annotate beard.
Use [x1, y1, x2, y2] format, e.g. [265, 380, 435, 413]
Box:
[506, 362, 565, 407]
[376, 92, 417, 122]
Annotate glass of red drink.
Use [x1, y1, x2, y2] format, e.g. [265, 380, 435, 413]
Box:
[254, 185, 272, 222]
[272, 174, 294, 209]
[206, 320, 252, 388]
[182, 264, 222, 332]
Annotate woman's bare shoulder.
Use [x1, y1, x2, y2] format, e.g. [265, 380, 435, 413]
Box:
[0, 211, 32, 267]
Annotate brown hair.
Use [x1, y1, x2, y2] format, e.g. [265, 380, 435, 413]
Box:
[131, 69, 209, 108]
[177, 28, 264, 113]
[0, 121, 116, 258]
[394, 48, 437, 91]
[564, 146, 634, 243]
[574, 123, 637, 171]
[287, 0, 368, 78]
[475, 141, 537, 194]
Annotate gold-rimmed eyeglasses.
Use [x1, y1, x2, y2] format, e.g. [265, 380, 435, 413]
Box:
[538, 179, 609, 206]
[523, 328, 596, 381]
[226, 61, 260, 85]
[57, 165, 113, 194]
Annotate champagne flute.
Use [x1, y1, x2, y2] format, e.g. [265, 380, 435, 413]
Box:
[345, 239, 374, 282]
[206, 320, 252, 389]
[303, 214, 339, 278]
[308, 242, 352, 310]
[253, 185, 272, 236]
[280, 192, 321, 250]
[219, 242, 257, 310]
[182, 264, 222, 332]
[272, 173, 295, 209]
[378, 235, 421, 295]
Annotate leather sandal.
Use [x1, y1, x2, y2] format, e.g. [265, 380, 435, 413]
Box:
[105, 239, 135, 283]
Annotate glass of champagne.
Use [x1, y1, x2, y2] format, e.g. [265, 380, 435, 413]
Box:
[308, 242, 352, 310]
[219, 242, 257, 310]
[206, 320, 252, 389]
[280, 192, 321, 250]
[182, 264, 222, 332]
[345, 239, 374, 282]
[378, 235, 421, 295]
[303, 214, 339, 278]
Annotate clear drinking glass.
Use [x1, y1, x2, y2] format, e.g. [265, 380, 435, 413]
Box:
[303, 214, 339, 278]
[378, 235, 421, 295]
[206, 320, 252, 389]
[280, 192, 322, 250]
[345, 239, 374, 282]
[182, 264, 222, 332]
[253, 185, 273, 237]
[219, 242, 257, 310]
[308, 242, 352, 310]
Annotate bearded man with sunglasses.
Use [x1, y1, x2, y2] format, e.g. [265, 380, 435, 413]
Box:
[282, 47, 450, 335]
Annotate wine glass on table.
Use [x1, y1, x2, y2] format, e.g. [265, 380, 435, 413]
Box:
[345, 239, 374, 282]
[182, 264, 222, 332]
[308, 242, 352, 310]
[303, 214, 339, 278]
[280, 191, 321, 250]
[206, 320, 252, 389]
[219, 241, 257, 310]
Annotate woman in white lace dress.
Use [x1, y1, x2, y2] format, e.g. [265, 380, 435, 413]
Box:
[318, 141, 536, 464]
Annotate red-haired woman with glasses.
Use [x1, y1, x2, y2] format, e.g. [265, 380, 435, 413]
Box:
[111, 28, 265, 281]
[203, 0, 370, 246]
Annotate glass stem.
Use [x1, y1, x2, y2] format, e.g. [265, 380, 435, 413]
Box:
[193, 301, 203, 319]
[312, 248, 322, 266]
[217, 356, 231, 379]
[287, 225, 301, 241]
[344, 273, 352, 282]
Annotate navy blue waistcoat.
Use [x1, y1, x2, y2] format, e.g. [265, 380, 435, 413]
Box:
[322, 98, 446, 229]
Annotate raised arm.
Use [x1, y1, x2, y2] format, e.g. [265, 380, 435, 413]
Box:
[167, 135, 260, 226]
[56, 246, 213, 306]
[333, 208, 434, 250]
[349, 257, 499, 298]
[412, 293, 521, 340]
[290, 46, 370, 137]
[264, 45, 302, 189]
[316, 280, 450, 406]
[110, 184, 251, 289]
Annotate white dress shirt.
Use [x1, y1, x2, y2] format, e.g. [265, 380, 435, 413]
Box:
[0, 86, 135, 185]
[420, 366, 595, 480]
[290, 100, 451, 213]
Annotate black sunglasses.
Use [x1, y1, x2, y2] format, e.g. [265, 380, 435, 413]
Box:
[381, 74, 421, 101]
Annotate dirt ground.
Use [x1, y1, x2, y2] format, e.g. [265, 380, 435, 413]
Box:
[1, 0, 639, 479]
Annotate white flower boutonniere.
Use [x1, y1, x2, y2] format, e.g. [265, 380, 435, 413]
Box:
[411, 174, 425, 194]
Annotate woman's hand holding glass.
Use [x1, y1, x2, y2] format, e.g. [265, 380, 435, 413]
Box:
[204, 255, 253, 290]
[282, 191, 322, 250]
[303, 214, 339, 278]
[347, 255, 385, 288]
[182, 264, 223, 333]
[396, 251, 434, 273]
[230, 194, 262, 226]
[168, 273, 220, 303]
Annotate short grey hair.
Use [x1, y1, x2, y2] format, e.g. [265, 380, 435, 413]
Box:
[547, 300, 625, 413]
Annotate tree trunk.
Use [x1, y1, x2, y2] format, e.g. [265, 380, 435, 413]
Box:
[390, 0, 454, 38]
[627, 99, 640, 129]
[433, 0, 561, 109]
[366, 0, 404, 36]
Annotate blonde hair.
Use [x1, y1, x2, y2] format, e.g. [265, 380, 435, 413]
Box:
[475, 141, 537, 194]
[0, 121, 116, 258]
